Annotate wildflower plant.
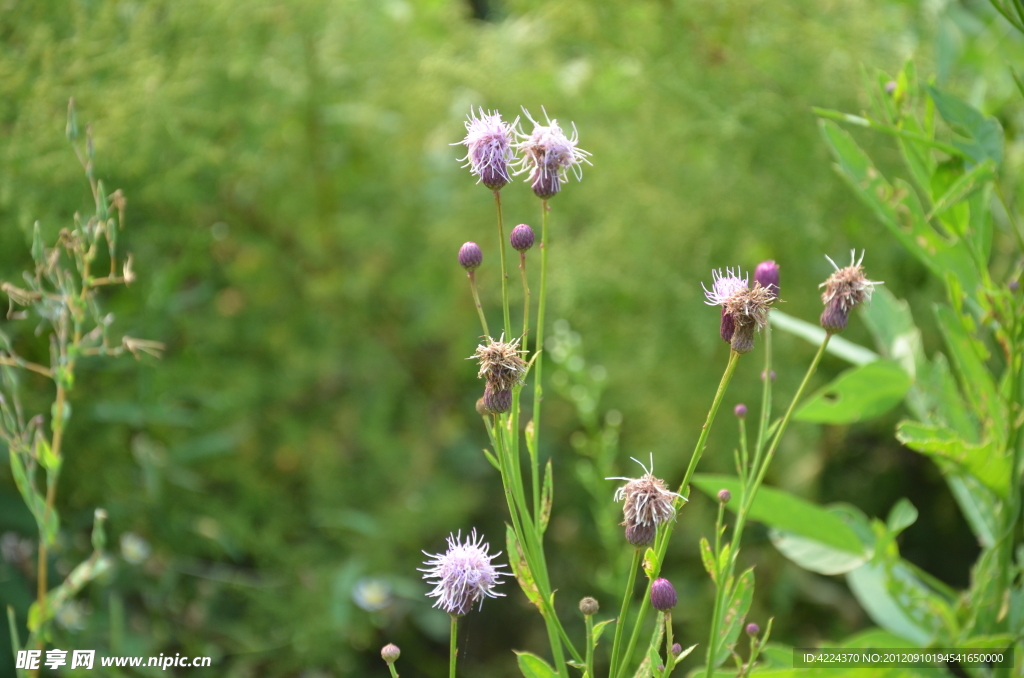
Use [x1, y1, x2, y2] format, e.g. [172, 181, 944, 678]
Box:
[2, 100, 162, 676]
[389, 57, 1024, 678]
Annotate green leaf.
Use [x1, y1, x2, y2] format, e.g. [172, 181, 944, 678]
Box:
[642, 547, 658, 580]
[539, 459, 553, 534]
[925, 85, 1004, 165]
[859, 287, 924, 380]
[506, 526, 543, 611]
[515, 651, 558, 678]
[896, 421, 1009, 498]
[693, 476, 865, 556]
[699, 536, 717, 583]
[886, 499, 918, 535]
[482, 447, 499, 470]
[947, 473, 997, 548]
[794, 360, 911, 424]
[592, 619, 614, 645]
[770, 310, 879, 365]
[7, 606, 21, 656]
[769, 526, 869, 575]
[846, 559, 948, 646]
[35, 435, 60, 473]
[713, 567, 754, 668]
[817, 120, 979, 289]
[934, 306, 1005, 436]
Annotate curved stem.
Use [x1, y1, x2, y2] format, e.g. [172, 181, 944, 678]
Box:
[468, 271, 490, 338]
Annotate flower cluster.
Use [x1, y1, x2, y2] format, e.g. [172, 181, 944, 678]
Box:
[419, 529, 509, 616]
[456, 107, 590, 199]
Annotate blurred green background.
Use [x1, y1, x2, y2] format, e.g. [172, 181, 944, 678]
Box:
[0, 0, 1022, 676]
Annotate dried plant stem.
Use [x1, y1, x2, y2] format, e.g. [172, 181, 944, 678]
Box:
[494, 190, 512, 337]
[467, 271, 490, 337]
[609, 548, 642, 678]
[0, 358, 52, 379]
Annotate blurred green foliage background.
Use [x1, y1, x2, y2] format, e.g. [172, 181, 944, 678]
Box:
[0, 0, 1022, 676]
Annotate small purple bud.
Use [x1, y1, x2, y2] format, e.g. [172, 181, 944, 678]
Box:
[482, 384, 512, 414]
[720, 308, 735, 343]
[579, 597, 599, 616]
[754, 260, 780, 298]
[381, 644, 401, 664]
[657, 665, 664, 671]
[884, 81, 897, 95]
[734, 404, 747, 418]
[650, 578, 677, 611]
[760, 370, 776, 382]
[510, 224, 535, 252]
[625, 522, 656, 547]
[459, 242, 483, 271]
[717, 489, 732, 503]
[1010, 280, 1020, 292]
[671, 643, 683, 657]
[746, 622, 760, 636]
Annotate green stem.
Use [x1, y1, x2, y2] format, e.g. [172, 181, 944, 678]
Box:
[609, 548, 642, 678]
[664, 612, 675, 677]
[752, 324, 773, 471]
[494, 190, 512, 338]
[532, 200, 549, 437]
[617, 351, 742, 678]
[388, 661, 400, 678]
[449, 615, 458, 678]
[521, 252, 531, 352]
[468, 271, 490, 338]
[585, 613, 595, 678]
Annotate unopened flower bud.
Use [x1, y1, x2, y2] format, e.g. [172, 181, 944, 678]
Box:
[746, 622, 760, 636]
[717, 489, 731, 503]
[650, 578, 677, 611]
[734, 404, 747, 418]
[884, 81, 897, 94]
[475, 398, 489, 416]
[381, 644, 401, 664]
[459, 242, 483, 271]
[671, 643, 683, 657]
[754, 260, 780, 298]
[1010, 280, 1020, 292]
[624, 521, 656, 547]
[579, 597, 599, 616]
[482, 384, 512, 414]
[510, 224, 535, 252]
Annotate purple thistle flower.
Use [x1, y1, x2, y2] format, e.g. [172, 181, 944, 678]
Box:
[703, 267, 775, 354]
[515, 107, 591, 199]
[419, 529, 509, 616]
[455, 108, 518, 190]
[650, 578, 677, 611]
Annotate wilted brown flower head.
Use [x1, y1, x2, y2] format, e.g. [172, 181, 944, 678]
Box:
[819, 251, 882, 334]
[471, 334, 528, 391]
[608, 455, 682, 532]
[703, 267, 776, 353]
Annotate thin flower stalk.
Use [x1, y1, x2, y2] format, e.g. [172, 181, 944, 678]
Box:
[494, 191, 512, 338]
[608, 548, 642, 678]
[615, 350, 742, 677]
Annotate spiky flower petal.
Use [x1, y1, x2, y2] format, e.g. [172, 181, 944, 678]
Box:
[455, 108, 518, 190]
[419, 529, 509, 616]
[514, 108, 591, 199]
[819, 251, 882, 334]
[471, 335, 528, 391]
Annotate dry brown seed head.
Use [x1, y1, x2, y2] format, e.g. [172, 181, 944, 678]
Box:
[471, 335, 528, 391]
